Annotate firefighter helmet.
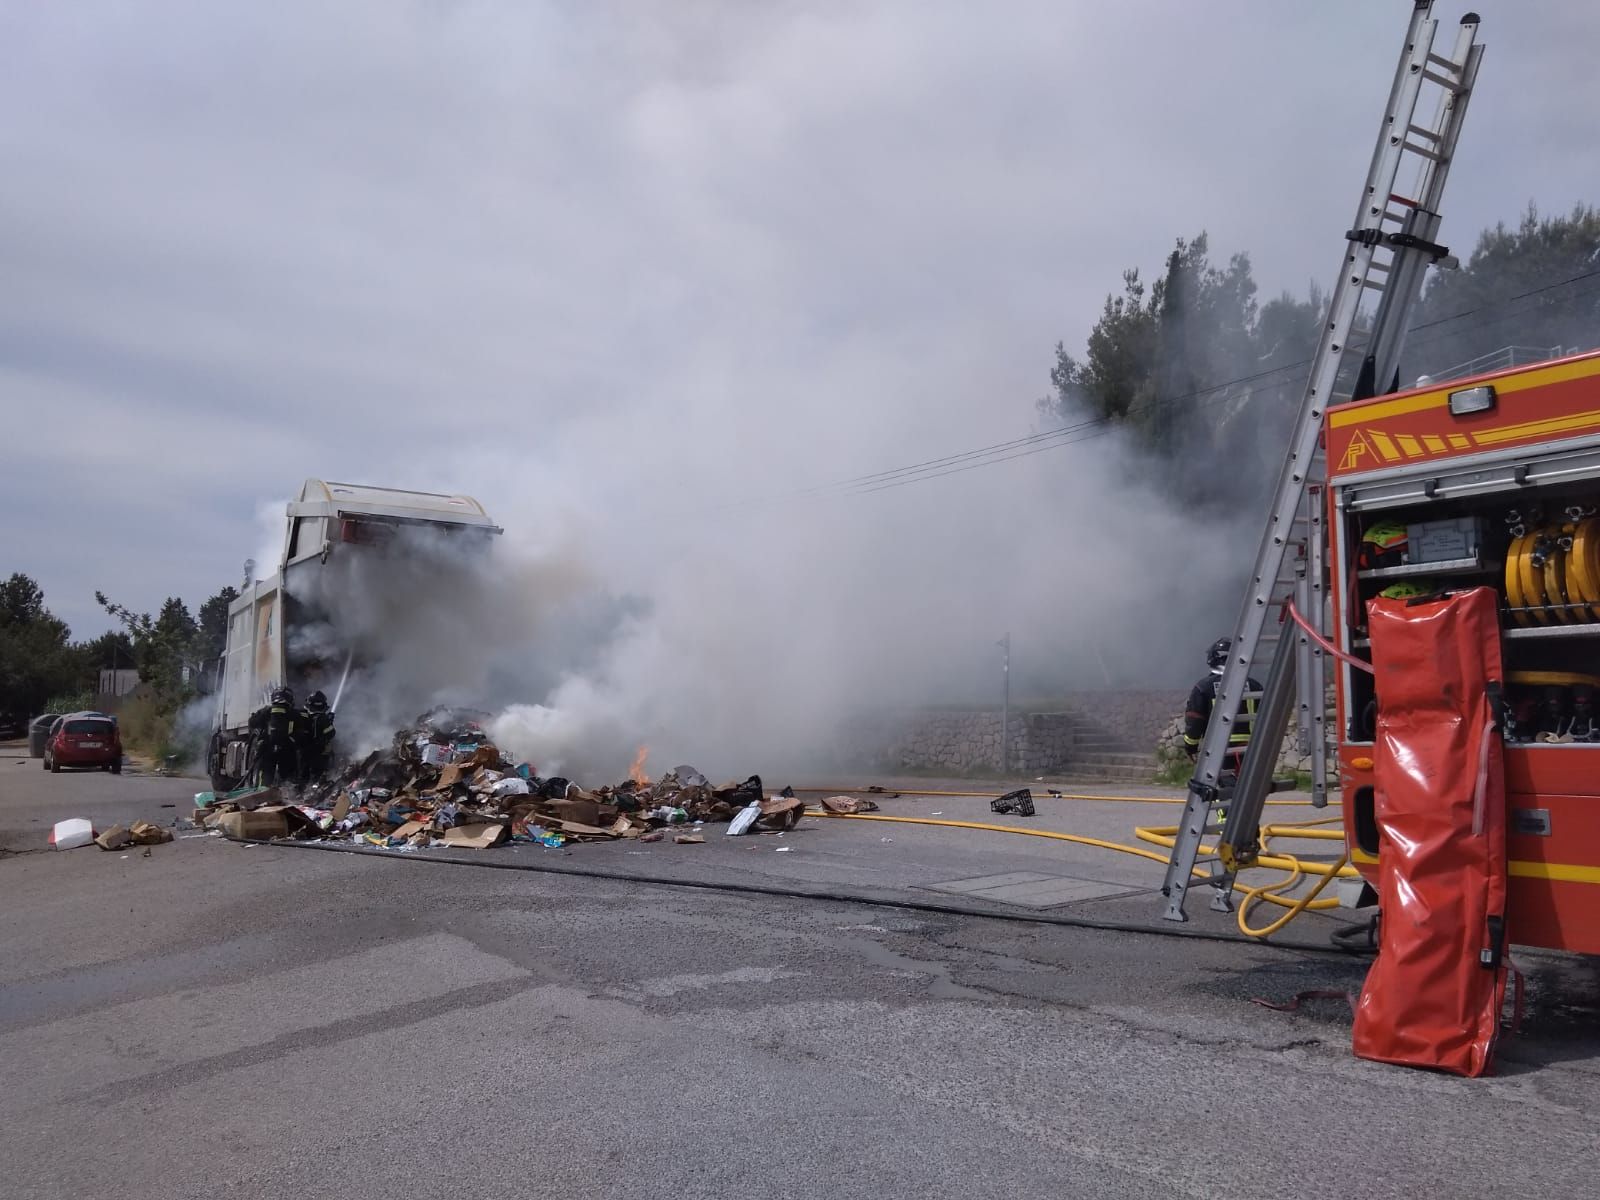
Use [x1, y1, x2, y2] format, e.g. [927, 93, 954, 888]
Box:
[307, 690, 329, 713]
[271, 686, 295, 706]
[1378, 580, 1438, 600]
[1206, 637, 1231, 673]
[1359, 520, 1409, 571]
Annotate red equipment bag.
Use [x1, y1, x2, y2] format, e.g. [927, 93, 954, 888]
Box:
[1352, 587, 1510, 1076]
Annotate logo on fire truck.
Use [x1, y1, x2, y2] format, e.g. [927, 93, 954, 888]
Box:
[1338, 428, 1474, 471]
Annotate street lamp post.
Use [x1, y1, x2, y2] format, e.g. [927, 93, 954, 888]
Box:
[999, 632, 1011, 775]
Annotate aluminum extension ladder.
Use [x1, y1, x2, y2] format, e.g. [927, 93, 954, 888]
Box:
[1161, 2, 1484, 922]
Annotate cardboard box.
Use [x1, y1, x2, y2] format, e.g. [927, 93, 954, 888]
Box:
[217, 806, 318, 841]
[544, 797, 600, 826]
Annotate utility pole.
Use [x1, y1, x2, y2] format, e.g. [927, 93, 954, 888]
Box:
[998, 632, 1011, 775]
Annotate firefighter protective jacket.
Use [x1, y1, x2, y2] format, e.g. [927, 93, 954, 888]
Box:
[1183, 673, 1261, 754]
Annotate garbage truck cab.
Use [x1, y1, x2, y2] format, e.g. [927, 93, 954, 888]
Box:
[207, 479, 501, 791]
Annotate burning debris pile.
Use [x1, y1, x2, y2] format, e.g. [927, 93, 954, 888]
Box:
[197, 707, 826, 849]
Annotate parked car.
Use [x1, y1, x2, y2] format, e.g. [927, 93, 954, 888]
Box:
[43, 712, 123, 774]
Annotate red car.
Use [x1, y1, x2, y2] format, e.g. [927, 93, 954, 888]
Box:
[44, 712, 123, 774]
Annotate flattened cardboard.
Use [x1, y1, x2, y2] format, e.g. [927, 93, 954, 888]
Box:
[441, 822, 508, 849]
[819, 795, 879, 815]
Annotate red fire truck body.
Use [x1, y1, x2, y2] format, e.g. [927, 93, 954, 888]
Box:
[1326, 349, 1600, 954]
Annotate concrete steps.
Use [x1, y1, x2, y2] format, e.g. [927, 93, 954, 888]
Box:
[1061, 751, 1159, 783]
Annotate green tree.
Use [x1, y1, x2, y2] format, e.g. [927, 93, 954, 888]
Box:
[195, 585, 239, 664]
[77, 630, 136, 672]
[1042, 232, 1294, 502]
[1411, 203, 1600, 376]
[0, 574, 83, 718]
[96, 592, 199, 700]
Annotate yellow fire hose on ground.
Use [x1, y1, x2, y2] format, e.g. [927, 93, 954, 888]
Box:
[810, 794, 1357, 940]
[790, 786, 1315, 807]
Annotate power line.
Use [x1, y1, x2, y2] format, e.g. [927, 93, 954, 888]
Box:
[801, 265, 1600, 500]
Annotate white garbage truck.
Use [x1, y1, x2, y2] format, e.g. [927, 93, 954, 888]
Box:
[207, 479, 501, 791]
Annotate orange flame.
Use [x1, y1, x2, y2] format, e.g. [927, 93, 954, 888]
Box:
[628, 745, 650, 786]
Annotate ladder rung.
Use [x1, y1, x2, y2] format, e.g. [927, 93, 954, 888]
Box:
[1401, 139, 1447, 163]
[1420, 66, 1467, 93]
[1405, 122, 1442, 144]
[1425, 51, 1467, 76]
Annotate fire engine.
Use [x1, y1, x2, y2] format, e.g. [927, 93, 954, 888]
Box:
[1327, 350, 1600, 955]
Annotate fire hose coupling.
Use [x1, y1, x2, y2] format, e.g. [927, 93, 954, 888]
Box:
[1481, 914, 1505, 969]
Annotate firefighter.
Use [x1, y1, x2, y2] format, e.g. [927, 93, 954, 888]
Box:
[298, 691, 336, 785]
[250, 687, 300, 787]
[1183, 637, 1261, 773]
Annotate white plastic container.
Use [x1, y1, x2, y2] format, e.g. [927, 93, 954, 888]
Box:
[51, 818, 95, 850]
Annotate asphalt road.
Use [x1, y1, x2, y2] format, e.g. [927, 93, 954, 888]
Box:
[3, 750, 1598, 1199]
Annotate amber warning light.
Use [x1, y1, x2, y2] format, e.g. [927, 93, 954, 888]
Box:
[1448, 385, 1496, 416]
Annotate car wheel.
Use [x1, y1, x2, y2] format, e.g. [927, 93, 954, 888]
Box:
[111, 759, 122, 775]
[42, 756, 49, 772]
[50, 756, 61, 773]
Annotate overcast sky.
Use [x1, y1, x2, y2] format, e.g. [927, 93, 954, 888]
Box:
[3, 1, 1597, 645]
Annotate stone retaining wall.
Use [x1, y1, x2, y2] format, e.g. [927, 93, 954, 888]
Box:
[831, 709, 1075, 773]
[1056, 690, 1188, 751]
[819, 691, 1190, 774]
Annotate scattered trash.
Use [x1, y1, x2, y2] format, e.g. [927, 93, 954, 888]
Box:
[129, 821, 173, 845]
[194, 785, 275, 809]
[96, 825, 133, 851]
[194, 710, 914, 858]
[97, 821, 173, 849]
[726, 800, 762, 836]
[818, 795, 879, 815]
[990, 788, 1036, 817]
[216, 806, 320, 841]
[758, 795, 805, 831]
[775, 846, 793, 853]
[441, 822, 509, 850]
[50, 819, 95, 850]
